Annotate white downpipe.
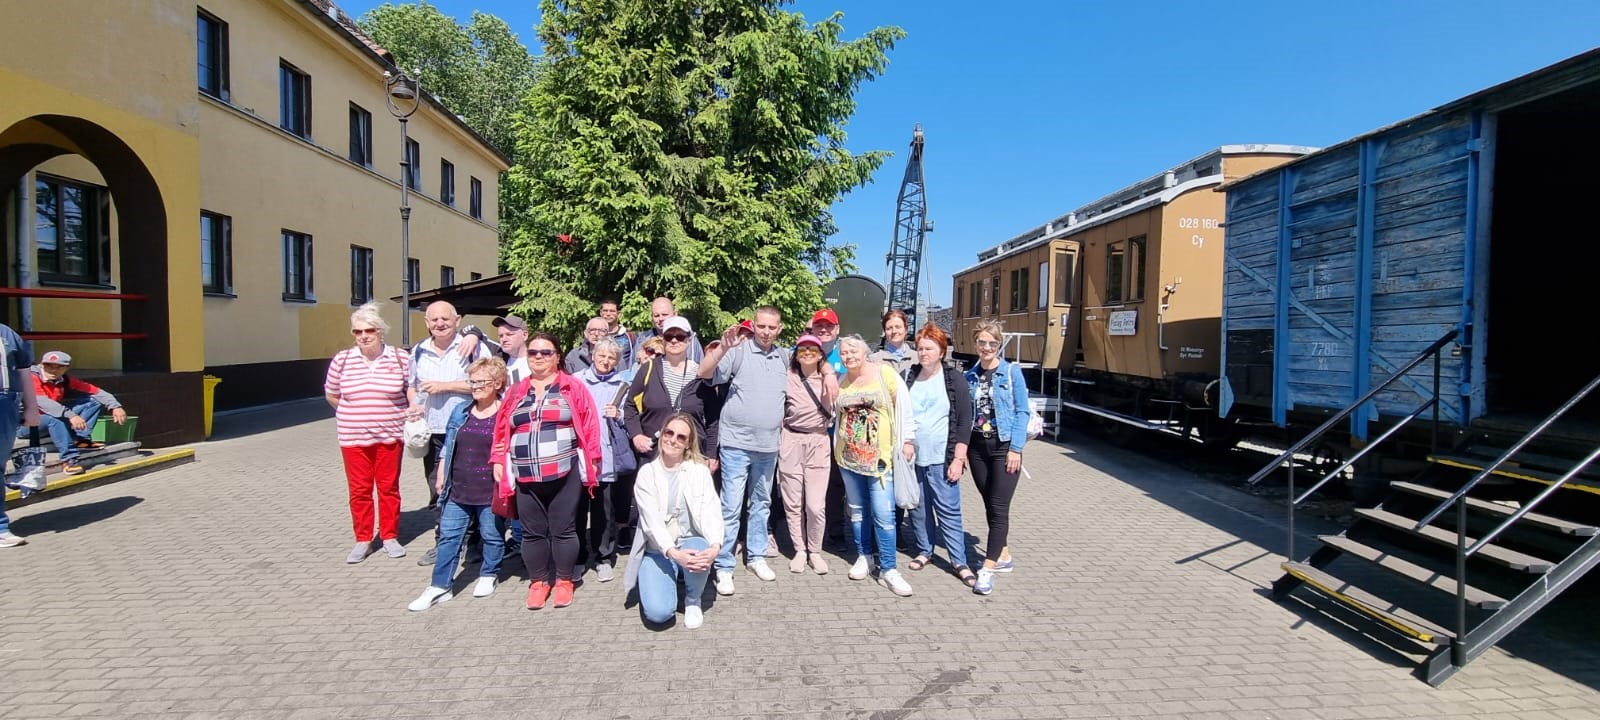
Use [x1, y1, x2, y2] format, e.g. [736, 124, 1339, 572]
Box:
[14, 175, 32, 331]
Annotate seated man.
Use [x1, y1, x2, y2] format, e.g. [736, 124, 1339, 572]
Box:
[21, 351, 128, 475]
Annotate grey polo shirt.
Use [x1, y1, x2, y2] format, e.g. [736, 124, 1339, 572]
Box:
[713, 340, 790, 453]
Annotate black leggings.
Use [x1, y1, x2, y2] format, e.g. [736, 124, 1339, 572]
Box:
[576, 471, 635, 569]
[517, 467, 581, 583]
[968, 432, 1020, 564]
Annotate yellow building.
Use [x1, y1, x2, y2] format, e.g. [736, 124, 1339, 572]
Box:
[0, 0, 508, 444]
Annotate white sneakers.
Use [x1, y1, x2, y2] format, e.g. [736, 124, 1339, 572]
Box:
[683, 605, 704, 630]
[715, 570, 735, 596]
[0, 531, 26, 548]
[848, 556, 872, 581]
[595, 561, 615, 583]
[748, 559, 776, 581]
[472, 577, 497, 598]
[407, 586, 452, 612]
[879, 569, 914, 597]
[789, 554, 807, 573]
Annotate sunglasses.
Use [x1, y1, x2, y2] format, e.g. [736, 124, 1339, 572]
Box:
[528, 349, 558, 357]
[660, 428, 690, 443]
[351, 328, 380, 336]
[975, 340, 1000, 349]
[796, 346, 821, 355]
[663, 333, 689, 342]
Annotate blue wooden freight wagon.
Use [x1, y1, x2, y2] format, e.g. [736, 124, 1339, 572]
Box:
[1219, 48, 1600, 440]
[1221, 49, 1600, 686]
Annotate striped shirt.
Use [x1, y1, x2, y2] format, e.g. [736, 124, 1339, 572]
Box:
[508, 383, 578, 482]
[325, 346, 411, 447]
[660, 360, 694, 408]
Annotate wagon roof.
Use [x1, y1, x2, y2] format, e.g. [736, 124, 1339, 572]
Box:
[956, 144, 1314, 275]
[1220, 46, 1600, 191]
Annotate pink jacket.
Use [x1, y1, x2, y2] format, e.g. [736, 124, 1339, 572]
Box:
[491, 371, 603, 492]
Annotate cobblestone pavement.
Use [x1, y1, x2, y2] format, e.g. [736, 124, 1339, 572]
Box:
[1, 400, 1596, 719]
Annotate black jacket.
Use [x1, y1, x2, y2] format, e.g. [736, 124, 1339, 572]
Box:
[903, 361, 974, 467]
[623, 356, 722, 461]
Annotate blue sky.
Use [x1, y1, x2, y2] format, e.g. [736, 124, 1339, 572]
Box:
[343, 0, 1600, 305]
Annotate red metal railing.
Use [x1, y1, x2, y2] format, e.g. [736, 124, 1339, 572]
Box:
[2, 286, 149, 341]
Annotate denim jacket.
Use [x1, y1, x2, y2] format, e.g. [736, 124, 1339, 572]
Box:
[965, 359, 1031, 453]
[436, 400, 496, 503]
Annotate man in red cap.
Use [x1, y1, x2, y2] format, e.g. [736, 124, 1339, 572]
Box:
[809, 308, 844, 376]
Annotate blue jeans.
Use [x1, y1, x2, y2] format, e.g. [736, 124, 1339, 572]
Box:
[22, 399, 101, 460]
[432, 500, 505, 588]
[716, 447, 778, 571]
[638, 536, 711, 624]
[909, 464, 968, 568]
[0, 393, 18, 535]
[841, 467, 897, 571]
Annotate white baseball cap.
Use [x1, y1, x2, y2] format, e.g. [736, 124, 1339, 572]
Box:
[41, 350, 72, 366]
[662, 316, 692, 335]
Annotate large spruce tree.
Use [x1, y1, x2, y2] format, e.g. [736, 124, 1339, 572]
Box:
[505, 0, 903, 337]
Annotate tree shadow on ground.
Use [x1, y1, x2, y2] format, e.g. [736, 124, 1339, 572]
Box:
[208, 399, 333, 441]
[9, 495, 143, 535]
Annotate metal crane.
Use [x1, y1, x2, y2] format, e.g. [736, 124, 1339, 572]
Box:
[885, 125, 931, 332]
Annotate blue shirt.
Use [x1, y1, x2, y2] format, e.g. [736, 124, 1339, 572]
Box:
[909, 376, 949, 467]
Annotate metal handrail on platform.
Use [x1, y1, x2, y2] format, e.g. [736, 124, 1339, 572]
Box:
[1246, 328, 1458, 562]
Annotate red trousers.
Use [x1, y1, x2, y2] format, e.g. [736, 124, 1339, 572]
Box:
[341, 442, 402, 542]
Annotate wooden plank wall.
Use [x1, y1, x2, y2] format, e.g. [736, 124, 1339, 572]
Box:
[1223, 113, 1472, 425]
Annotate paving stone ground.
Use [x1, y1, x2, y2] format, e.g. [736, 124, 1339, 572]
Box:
[1, 399, 1596, 719]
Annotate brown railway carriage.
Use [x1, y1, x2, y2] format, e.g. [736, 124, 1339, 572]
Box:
[951, 145, 1311, 437]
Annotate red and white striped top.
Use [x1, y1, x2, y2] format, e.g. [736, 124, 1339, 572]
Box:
[324, 345, 411, 447]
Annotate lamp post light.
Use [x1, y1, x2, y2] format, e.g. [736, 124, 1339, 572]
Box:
[385, 69, 421, 346]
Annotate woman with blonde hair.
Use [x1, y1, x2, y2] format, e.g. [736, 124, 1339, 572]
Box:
[965, 320, 1031, 595]
[624, 412, 723, 629]
[834, 334, 916, 597]
[325, 303, 419, 564]
[409, 357, 509, 611]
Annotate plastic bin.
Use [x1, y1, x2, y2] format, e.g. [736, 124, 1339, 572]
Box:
[91, 415, 138, 444]
[203, 374, 223, 439]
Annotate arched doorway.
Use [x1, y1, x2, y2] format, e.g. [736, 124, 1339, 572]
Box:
[0, 114, 171, 372]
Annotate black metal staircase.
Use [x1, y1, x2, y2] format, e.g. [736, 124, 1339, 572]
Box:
[1247, 331, 1600, 685]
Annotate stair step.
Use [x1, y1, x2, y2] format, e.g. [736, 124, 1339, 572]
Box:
[1281, 562, 1455, 644]
[1317, 535, 1508, 610]
[1462, 446, 1600, 480]
[1354, 508, 1555, 573]
[1391, 481, 1598, 537]
[1428, 454, 1600, 497]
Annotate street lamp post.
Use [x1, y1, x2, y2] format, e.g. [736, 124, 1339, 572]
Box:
[385, 70, 421, 346]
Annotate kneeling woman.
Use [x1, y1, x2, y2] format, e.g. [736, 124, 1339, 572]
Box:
[623, 412, 723, 629]
[409, 357, 508, 611]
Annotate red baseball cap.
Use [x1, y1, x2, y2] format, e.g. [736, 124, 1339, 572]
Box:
[810, 308, 839, 326]
[738, 319, 754, 335]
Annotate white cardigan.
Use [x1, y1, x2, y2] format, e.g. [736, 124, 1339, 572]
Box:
[622, 456, 724, 592]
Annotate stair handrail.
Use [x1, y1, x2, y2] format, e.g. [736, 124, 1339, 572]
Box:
[1412, 372, 1600, 533]
[1247, 328, 1459, 487]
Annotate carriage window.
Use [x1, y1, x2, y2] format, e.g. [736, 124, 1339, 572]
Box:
[1054, 249, 1076, 305]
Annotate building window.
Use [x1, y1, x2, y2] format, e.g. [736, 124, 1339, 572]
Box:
[440, 265, 455, 287]
[1038, 261, 1048, 310]
[197, 9, 229, 100]
[404, 138, 421, 191]
[407, 257, 421, 293]
[1053, 249, 1076, 305]
[349, 103, 372, 167]
[201, 211, 233, 295]
[282, 230, 314, 302]
[469, 271, 483, 281]
[350, 245, 374, 305]
[439, 160, 455, 206]
[279, 61, 312, 139]
[469, 177, 483, 219]
[35, 175, 110, 285]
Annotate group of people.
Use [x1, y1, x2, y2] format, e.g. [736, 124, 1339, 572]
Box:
[323, 296, 1034, 629]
